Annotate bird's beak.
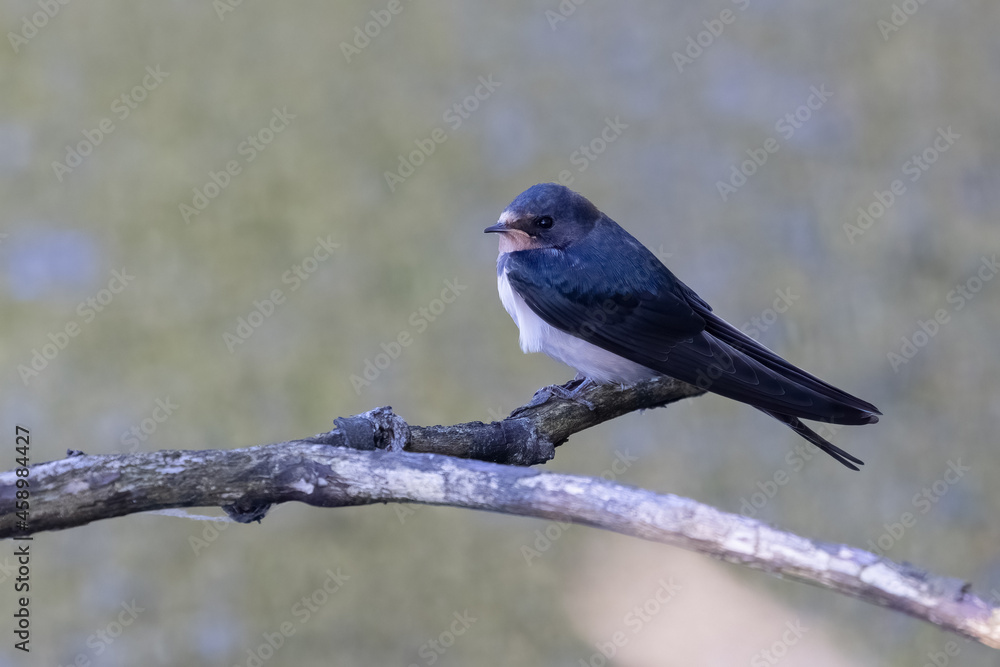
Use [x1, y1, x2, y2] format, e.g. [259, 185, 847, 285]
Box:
[483, 221, 507, 234]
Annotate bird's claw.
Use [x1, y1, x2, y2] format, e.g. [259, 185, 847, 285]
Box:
[527, 376, 597, 411]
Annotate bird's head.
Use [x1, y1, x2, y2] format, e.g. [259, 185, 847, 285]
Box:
[485, 183, 602, 252]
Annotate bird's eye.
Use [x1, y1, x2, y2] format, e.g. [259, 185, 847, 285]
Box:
[535, 215, 554, 229]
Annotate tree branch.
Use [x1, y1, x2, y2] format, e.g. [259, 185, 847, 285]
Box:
[1, 378, 997, 649]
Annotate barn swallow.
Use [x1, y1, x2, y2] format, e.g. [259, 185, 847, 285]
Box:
[485, 183, 881, 470]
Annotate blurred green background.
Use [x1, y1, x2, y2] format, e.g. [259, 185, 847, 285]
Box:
[2, 0, 999, 665]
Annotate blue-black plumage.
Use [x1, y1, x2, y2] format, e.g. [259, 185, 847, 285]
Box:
[485, 183, 881, 470]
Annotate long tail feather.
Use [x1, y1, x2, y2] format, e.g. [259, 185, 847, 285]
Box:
[758, 409, 865, 471]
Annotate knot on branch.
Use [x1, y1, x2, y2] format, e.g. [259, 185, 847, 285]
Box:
[334, 406, 410, 452]
[222, 498, 272, 524]
[473, 418, 554, 466]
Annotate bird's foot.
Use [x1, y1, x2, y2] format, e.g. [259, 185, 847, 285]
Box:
[527, 374, 597, 411]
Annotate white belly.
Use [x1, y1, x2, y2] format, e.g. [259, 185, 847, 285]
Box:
[498, 269, 658, 384]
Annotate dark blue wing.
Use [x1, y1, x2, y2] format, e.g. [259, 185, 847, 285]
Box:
[503, 217, 881, 426]
[502, 224, 707, 357]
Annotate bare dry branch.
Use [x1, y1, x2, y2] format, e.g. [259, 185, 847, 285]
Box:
[1, 377, 997, 648]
